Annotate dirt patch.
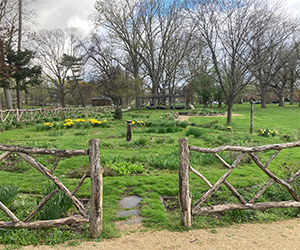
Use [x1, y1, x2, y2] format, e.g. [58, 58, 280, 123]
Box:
[175, 114, 242, 121]
[18, 218, 300, 250]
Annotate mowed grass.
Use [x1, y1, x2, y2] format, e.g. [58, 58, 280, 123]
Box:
[0, 102, 300, 244]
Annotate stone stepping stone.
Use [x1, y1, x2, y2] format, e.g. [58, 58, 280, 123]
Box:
[117, 196, 143, 221]
[118, 195, 143, 209]
[117, 209, 140, 217]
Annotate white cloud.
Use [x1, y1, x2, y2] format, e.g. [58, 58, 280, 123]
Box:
[35, 0, 95, 30]
[67, 15, 94, 33]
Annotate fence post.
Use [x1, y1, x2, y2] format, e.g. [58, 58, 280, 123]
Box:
[179, 138, 192, 227]
[250, 100, 254, 134]
[89, 139, 103, 238]
[126, 120, 132, 142]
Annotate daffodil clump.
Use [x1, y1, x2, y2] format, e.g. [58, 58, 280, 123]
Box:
[87, 118, 102, 127]
[259, 128, 278, 138]
[43, 122, 54, 130]
[63, 119, 74, 128]
[131, 120, 145, 127]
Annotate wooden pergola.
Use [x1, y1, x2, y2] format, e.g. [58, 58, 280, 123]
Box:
[137, 95, 185, 109]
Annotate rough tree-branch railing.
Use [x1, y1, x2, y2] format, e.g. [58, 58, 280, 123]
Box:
[0, 139, 103, 238]
[179, 138, 300, 228]
[0, 106, 114, 124]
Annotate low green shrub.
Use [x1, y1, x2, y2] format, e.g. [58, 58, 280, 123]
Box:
[178, 121, 189, 128]
[49, 131, 64, 137]
[106, 161, 144, 175]
[53, 122, 64, 130]
[37, 183, 73, 220]
[36, 119, 45, 124]
[75, 131, 86, 136]
[0, 182, 18, 207]
[198, 120, 219, 128]
[158, 127, 167, 133]
[25, 121, 32, 125]
[15, 122, 23, 128]
[74, 121, 83, 129]
[83, 121, 91, 129]
[186, 127, 204, 138]
[281, 134, 292, 141]
[133, 137, 149, 146]
[149, 151, 178, 170]
[166, 127, 175, 133]
[101, 121, 109, 128]
[23, 141, 52, 148]
[52, 116, 60, 121]
[35, 124, 45, 132]
[4, 122, 12, 130]
[145, 127, 157, 133]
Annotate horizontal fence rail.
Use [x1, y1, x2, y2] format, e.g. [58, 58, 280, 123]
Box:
[179, 138, 300, 228]
[0, 106, 115, 123]
[0, 139, 103, 238]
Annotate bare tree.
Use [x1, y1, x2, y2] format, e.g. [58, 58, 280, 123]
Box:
[270, 43, 300, 106]
[32, 28, 82, 107]
[189, 0, 271, 123]
[247, 2, 300, 108]
[94, 0, 195, 107]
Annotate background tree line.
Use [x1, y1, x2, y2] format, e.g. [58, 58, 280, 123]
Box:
[0, 0, 300, 123]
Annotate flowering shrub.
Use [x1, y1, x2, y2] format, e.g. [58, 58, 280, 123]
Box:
[87, 119, 101, 127]
[101, 120, 109, 128]
[259, 128, 278, 138]
[213, 124, 232, 132]
[214, 124, 226, 130]
[132, 120, 145, 127]
[63, 119, 74, 129]
[44, 122, 54, 130]
[226, 126, 233, 132]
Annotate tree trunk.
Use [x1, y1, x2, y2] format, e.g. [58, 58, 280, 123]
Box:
[278, 91, 284, 107]
[260, 84, 267, 108]
[4, 88, 13, 109]
[17, 0, 22, 109]
[290, 81, 294, 105]
[60, 87, 65, 108]
[16, 83, 22, 109]
[226, 102, 233, 124]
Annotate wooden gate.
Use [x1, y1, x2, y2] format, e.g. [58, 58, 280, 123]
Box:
[0, 139, 102, 238]
[178, 138, 300, 227]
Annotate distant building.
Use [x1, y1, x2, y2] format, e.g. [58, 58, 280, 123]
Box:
[92, 96, 112, 106]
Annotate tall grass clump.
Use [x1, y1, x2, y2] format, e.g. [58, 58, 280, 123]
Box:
[186, 127, 204, 138]
[0, 182, 18, 207]
[37, 183, 73, 220]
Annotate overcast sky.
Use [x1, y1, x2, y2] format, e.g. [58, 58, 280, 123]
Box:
[34, 0, 95, 31]
[34, 0, 300, 31]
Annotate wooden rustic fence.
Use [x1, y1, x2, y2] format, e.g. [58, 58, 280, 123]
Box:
[0, 139, 103, 238]
[0, 106, 114, 124]
[179, 138, 300, 227]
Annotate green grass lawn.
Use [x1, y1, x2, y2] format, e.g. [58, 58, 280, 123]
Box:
[0, 103, 300, 245]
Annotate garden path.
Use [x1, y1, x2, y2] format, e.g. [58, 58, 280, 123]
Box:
[17, 218, 300, 249]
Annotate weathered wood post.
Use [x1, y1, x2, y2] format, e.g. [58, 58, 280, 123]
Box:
[126, 120, 132, 142]
[250, 100, 254, 134]
[179, 138, 192, 227]
[89, 139, 103, 238]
